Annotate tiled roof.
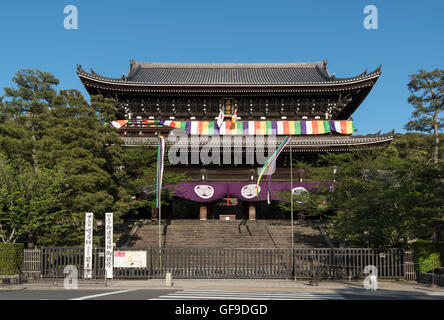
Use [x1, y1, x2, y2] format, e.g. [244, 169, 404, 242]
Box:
[77, 60, 381, 87]
[119, 131, 395, 151]
[125, 61, 331, 85]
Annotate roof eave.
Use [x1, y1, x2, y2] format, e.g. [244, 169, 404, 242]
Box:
[77, 70, 380, 89]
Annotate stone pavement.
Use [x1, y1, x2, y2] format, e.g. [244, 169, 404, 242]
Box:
[2, 278, 444, 294]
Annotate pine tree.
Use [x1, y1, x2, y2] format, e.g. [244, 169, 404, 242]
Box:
[39, 91, 130, 244]
[405, 69, 443, 164]
[1, 69, 59, 170]
[0, 70, 135, 245]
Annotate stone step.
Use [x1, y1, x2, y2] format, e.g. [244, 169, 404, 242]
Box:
[130, 220, 327, 249]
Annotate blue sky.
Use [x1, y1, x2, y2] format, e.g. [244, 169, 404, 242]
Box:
[0, 0, 442, 134]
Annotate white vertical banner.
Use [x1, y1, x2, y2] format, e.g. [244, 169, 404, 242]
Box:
[84, 212, 94, 279]
[105, 212, 114, 279]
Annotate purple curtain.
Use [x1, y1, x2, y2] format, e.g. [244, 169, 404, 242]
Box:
[171, 182, 228, 203]
[166, 182, 320, 202]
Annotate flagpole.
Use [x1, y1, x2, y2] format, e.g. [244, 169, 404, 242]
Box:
[290, 135, 294, 278]
[156, 136, 165, 270]
[159, 198, 161, 269]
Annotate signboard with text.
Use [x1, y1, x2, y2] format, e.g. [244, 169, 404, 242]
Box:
[113, 251, 147, 268]
[105, 212, 113, 279]
[83, 212, 93, 279]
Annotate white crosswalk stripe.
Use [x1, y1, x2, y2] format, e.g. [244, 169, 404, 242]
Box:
[150, 289, 344, 300]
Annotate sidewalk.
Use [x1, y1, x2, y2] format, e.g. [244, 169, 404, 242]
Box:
[2, 278, 444, 293]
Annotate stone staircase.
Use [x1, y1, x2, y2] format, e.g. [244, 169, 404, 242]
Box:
[265, 221, 327, 248]
[129, 220, 328, 249]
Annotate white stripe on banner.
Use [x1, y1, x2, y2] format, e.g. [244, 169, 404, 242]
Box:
[306, 121, 313, 134]
[190, 121, 198, 135]
[219, 123, 226, 135]
[164, 120, 172, 127]
[277, 121, 284, 135]
[334, 121, 341, 133]
[248, 121, 255, 135]
[111, 121, 121, 129]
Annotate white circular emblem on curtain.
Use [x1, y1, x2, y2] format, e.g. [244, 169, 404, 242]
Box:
[292, 187, 309, 195]
[194, 185, 215, 199]
[241, 184, 261, 199]
[292, 187, 309, 204]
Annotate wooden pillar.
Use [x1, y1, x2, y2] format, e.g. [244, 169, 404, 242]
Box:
[200, 204, 208, 220]
[151, 207, 158, 219]
[298, 211, 305, 220]
[249, 203, 256, 221]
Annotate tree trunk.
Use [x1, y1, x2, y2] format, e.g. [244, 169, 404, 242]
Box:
[428, 83, 439, 165]
[434, 106, 439, 164]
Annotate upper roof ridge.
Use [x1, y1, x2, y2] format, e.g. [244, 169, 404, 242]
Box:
[130, 61, 326, 70]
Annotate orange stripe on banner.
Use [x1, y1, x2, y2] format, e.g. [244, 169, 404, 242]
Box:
[312, 121, 319, 134]
[283, 121, 290, 134]
[117, 120, 128, 127]
[255, 121, 261, 135]
[260, 121, 266, 135]
[341, 121, 347, 134]
[198, 121, 203, 134]
[315, 121, 322, 134]
[225, 121, 232, 135]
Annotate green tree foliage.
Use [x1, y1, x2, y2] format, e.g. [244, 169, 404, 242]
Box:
[278, 133, 443, 248]
[0, 154, 68, 244]
[410, 239, 444, 275]
[0, 69, 188, 245]
[405, 69, 443, 164]
[324, 150, 414, 247]
[317, 138, 443, 247]
[277, 185, 331, 219]
[0, 243, 24, 274]
[39, 90, 129, 244]
[0, 70, 59, 168]
[0, 70, 135, 245]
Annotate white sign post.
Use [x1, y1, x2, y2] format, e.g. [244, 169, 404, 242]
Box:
[84, 212, 94, 279]
[105, 212, 114, 279]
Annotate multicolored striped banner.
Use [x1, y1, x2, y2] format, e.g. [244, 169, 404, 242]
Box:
[255, 136, 291, 204]
[113, 120, 354, 135]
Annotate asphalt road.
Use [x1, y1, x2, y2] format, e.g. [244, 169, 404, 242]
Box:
[0, 288, 443, 300]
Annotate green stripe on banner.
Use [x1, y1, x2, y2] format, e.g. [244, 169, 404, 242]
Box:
[266, 121, 272, 135]
[208, 122, 214, 135]
[323, 121, 331, 133]
[294, 121, 301, 135]
[180, 122, 187, 131]
[237, 121, 243, 135]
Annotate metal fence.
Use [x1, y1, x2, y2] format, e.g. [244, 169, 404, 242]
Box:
[19, 247, 410, 281]
[404, 250, 416, 281]
[22, 248, 42, 279]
